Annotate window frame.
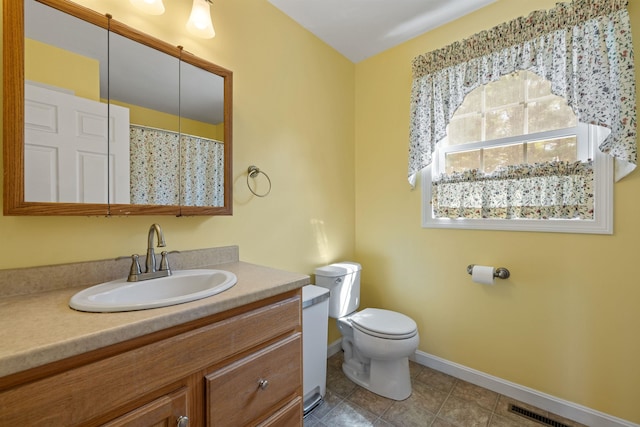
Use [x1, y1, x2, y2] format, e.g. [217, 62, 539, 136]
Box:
[437, 125, 589, 176]
[422, 124, 613, 234]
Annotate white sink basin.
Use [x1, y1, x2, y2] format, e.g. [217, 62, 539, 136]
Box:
[69, 269, 237, 312]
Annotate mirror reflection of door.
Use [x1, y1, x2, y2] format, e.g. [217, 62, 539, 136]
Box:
[24, 1, 129, 203]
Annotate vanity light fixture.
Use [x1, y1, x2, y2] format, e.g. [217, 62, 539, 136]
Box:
[186, 0, 216, 39]
[130, 0, 216, 39]
[129, 0, 165, 16]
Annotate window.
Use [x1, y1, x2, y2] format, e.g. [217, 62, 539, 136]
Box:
[441, 71, 582, 175]
[408, 0, 635, 236]
[422, 71, 612, 234]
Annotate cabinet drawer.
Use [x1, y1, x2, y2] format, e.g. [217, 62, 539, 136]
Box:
[257, 397, 302, 427]
[206, 334, 302, 427]
[102, 387, 189, 427]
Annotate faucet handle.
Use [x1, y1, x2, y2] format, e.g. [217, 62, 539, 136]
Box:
[159, 250, 179, 272]
[129, 254, 142, 275]
[117, 254, 142, 278]
[129, 254, 142, 276]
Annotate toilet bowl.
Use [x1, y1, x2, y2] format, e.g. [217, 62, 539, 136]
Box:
[315, 262, 419, 400]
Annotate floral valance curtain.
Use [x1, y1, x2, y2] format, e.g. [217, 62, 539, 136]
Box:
[408, 0, 636, 187]
[129, 125, 224, 206]
[432, 161, 594, 220]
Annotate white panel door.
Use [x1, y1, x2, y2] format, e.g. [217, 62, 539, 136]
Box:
[24, 83, 130, 204]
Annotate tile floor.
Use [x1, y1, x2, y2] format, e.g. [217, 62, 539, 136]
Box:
[304, 352, 588, 427]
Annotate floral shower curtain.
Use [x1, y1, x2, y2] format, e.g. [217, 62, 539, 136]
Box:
[408, 0, 637, 200]
[129, 125, 224, 206]
[130, 125, 180, 205]
[180, 134, 225, 207]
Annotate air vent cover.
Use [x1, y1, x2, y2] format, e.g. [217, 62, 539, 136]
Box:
[508, 404, 571, 427]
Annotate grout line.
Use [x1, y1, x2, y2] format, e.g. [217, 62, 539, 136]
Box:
[315, 391, 344, 424]
[429, 377, 458, 426]
[485, 393, 503, 426]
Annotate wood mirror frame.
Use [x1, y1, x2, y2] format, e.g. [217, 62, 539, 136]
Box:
[3, 0, 233, 216]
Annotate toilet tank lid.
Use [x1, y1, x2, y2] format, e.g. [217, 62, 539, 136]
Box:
[315, 262, 361, 277]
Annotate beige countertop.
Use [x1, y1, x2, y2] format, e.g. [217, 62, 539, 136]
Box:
[0, 256, 309, 378]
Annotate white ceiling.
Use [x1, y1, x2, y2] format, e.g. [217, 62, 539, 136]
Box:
[268, 0, 497, 63]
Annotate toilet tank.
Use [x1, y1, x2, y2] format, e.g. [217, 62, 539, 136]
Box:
[314, 262, 361, 318]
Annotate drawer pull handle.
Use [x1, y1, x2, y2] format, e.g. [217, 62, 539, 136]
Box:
[258, 379, 269, 390]
[177, 415, 189, 427]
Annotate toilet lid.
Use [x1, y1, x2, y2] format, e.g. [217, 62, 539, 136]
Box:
[350, 308, 417, 339]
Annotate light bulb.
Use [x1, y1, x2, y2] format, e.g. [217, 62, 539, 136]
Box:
[186, 0, 215, 39]
[129, 0, 165, 15]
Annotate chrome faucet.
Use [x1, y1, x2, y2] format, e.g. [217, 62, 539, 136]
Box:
[145, 223, 166, 274]
[120, 223, 172, 282]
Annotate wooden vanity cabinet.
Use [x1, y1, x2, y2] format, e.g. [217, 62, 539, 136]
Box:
[0, 289, 303, 426]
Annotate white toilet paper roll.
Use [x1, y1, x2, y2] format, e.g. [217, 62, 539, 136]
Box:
[471, 265, 495, 285]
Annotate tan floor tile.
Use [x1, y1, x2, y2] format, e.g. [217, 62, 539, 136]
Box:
[347, 386, 395, 416]
[308, 389, 344, 420]
[451, 380, 499, 411]
[328, 352, 344, 369]
[411, 379, 450, 413]
[321, 400, 379, 427]
[373, 418, 395, 426]
[409, 359, 424, 378]
[327, 364, 358, 398]
[488, 412, 526, 427]
[303, 413, 322, 426]
[381, 392, 437, 427]
[415, 367, 457, 393]
[431, 417, 458, 427]
[438, 395, 492, 427]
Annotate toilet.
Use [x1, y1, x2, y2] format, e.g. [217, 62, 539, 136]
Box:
[315, 262, 419, 400]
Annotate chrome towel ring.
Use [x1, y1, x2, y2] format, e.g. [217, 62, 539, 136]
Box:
[247, 165, 272, 197]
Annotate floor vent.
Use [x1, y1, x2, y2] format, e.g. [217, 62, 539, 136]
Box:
[508, 404, 571, 427]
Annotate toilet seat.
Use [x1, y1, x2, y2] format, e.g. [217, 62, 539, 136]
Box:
[349, 308, 417, 340]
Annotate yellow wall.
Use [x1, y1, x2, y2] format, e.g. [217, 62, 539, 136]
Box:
[0, 0, 355, 276]
[109, 99, 222, 140]
[25, 38, 100, 100]
[354, 0, 640, 423]
[4, 0, 640, 424]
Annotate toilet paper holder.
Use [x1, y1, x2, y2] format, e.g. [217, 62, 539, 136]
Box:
[466, 264, 510, 279]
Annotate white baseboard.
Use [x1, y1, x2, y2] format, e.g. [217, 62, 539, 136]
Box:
[327, 339, 342, 358]
[412, 350, 639, 427]
[327, 339, 637, 427]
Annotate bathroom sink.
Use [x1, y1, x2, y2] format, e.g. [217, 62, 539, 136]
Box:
[69, 269, 237, 312]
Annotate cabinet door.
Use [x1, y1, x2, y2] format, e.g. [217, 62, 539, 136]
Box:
[102, 387, 189, 427]
[206, 334, 302, 426]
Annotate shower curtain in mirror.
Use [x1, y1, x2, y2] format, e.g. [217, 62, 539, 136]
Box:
[129, 125, 224, 206]
[408, 0, 637, 187]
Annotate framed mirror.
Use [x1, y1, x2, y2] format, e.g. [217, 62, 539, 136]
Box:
[4, 0, 233, 216]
